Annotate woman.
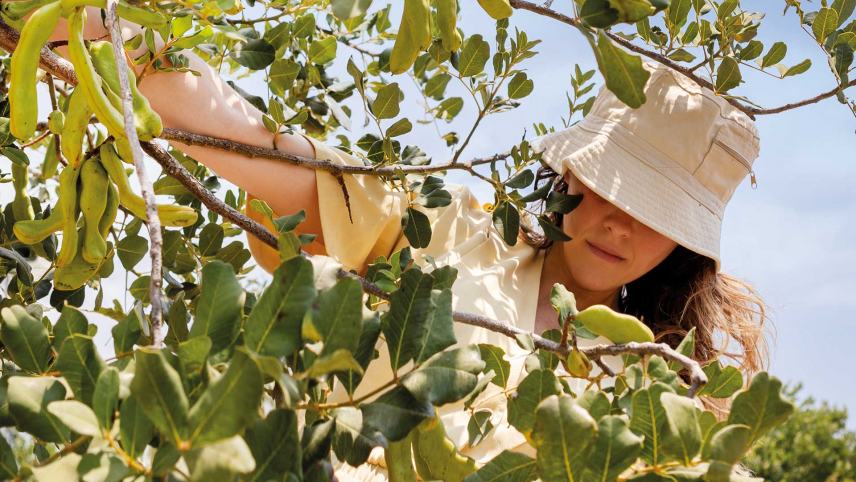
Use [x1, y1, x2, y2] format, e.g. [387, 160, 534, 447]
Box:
[49, 10, 770, 480]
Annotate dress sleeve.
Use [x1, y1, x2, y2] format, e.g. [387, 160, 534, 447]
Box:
[247, 134, 490, 274]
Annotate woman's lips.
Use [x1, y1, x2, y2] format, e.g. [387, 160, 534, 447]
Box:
[586, 240, 625, 263]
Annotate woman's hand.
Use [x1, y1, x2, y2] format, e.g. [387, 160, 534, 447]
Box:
[43, 8, 327, 252]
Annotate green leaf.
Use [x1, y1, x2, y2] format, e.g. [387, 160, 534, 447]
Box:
[402, 206, 432, 249]
[414, 288, 456, 363]
[52, 305, 88, 351]
[580, 0, 619, 28]
[813, 8, 839, 43]
[292, 13, 316, 38]
[467, 409, 495, 447]
[187, 435, 256, 481]
[659, 392, 702, 465]
[727, 372, 795, 444]
[0, 434, 18, 479]
[594, 30, 650, 108]
[457, 34, 490, 77]
[0, 305, 51, 373]
[508, 369, 563, 434]
[188, 349, 263, 446]
[244, 409, 302, 481]
[371, 82, 403, 119]
[332, 406, 385, 466]
[231, 38, 275, 69]
[549, 283, 578, 323]
[491, 201, 519, 246]
[425, 72, 452, 99]
[386, 117, 413, 137]
[198, 223, 224, 256]
[92, 367, 120, 429]
[832, 0, 856, 27]
[583, 415, 643, 482]
[303, 349, 364, 379]
[47, 400, 100, 436]
[507, 72, 534, 99]
[401, 345, 485, 405]
[245, 256, 316, 357]
[31, 453, 81, 481]
[313, 277, 363, 356]
[361, 385, 434, 442]
[608, 0, 656, 23]
[506, 169, 534, 189]
[698, 361, 743, 398]
[54, 334, 106, 405]
[269, 59, 301, 97]
[629, 381, 676, 466]
[478, 344, 510, 388]
[7, 376, 70, 443]
[668, 327, 696, 371]
[530, 395, 598, 482]
[131, 348, 189, 446]
[116, 234, 148, 270]
[703, 424, 752, 482]
[782, 58, 812, 77]
[332, 0, 372, 20]
[666, 0, 692, 34]
[119, 395, 154, 458]
[737, 40, 764, 60]
[463, 450, 537, 482]
[190, 260, 245, 353]
[382, 268, 434, 369]
[334, 313, 382, 396]
[308, 36, 338, 64]
[112, 308, 143, 355]
[715, 57, 742, 92]
[577, 389, 612, 420]
[760, 41, 787, 68]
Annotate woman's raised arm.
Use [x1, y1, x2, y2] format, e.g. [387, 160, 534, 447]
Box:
[44, 9, 328, 254]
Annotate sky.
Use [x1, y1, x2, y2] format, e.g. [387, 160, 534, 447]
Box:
[5, 0, 854, 428]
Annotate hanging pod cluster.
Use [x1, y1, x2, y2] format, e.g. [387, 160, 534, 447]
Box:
[389, 0, 513, 74]
[8, 1, 197, 290]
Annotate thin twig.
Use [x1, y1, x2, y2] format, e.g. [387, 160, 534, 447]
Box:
[105, 1, 165, 346]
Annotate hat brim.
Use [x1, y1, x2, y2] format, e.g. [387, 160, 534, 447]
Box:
[533, 122, 722, 271]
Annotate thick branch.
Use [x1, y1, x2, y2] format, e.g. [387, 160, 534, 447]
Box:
[105, 1, 165, 346]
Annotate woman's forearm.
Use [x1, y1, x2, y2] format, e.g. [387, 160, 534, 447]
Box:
[44, 9, 327, 247]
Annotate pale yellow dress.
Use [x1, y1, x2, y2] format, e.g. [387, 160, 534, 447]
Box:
[247, 136, 628, 481]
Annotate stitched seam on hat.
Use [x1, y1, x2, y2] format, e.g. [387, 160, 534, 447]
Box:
[578, 116, 724, 215]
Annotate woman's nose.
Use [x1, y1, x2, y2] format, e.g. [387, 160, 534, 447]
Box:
[602, 204, 633, 238]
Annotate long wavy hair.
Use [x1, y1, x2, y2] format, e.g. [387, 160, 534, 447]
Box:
[520, 165, 775, 419]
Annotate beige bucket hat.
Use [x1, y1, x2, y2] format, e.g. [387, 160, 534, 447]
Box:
[531, 61, 761, 271]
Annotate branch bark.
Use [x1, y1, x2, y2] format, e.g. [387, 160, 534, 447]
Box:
[104, 1, 165, 346]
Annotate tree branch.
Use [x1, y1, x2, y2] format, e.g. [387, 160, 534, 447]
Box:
[0, 16, 708, 396]
[105, 1, 165, 346]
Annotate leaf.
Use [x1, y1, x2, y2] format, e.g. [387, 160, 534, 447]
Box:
[583, 415, 643, 482]
[116, 234, 147, 270]
[667, 327, 696, 371]
[580, 0, 619, 28]
[244, 256, 316, 357]
[47, 400, 100, 436]
[92, 367, 120, 430]
[530, 395, 598, 482]
[130, 348, 189, 446]
[507, 369, 563, 434]
[666, 0, 692, 34]
[478, 344, 510, 388]
[467, 409, 495, 447]
[269, 59, 301, 96]
[402, 206, 432, 249]
[198, 223, 224, 256]
[119, 395, 154, 458]
[230, 38, 275, 69]
[457, 34, 490, 77]
[594, 30, 650, 108]
[506, 169, 534, 189]
[629, 381, 676, 466]
[187, 435, 256, 481]
[361, 385, 434, 442]
[715, 57, 742, 92]
[386, 117, 413, 137]
[0, 305, 51, 373]
[698, 361, 743, 398]
[54, 334, 106, 405]
[52, 305, 88, 351]
[7, 376, 70, 443]
[727, 372, 795, 444]
[313, 277, 363, 356]
[371, 82, 403, 119]
[813, 8, 839, 43]
[244, 409, 302, 481]
[703, 424, 752, 482]
[112, 308, 143, 355]
[190, 260, 245, 353]
[737, 40, 764, 60]
[308, 36, 338, 64]
[382, 268, 434, 369]
[507, 72, 534, 99]
[188, 349, 263, 446]
[303, 349, 364, 379]
[0, 247, 32, 285]
[332, 0, 372, 20]
[414, 288, 457, 363]
[464, 450, 537, 482]
[401, 345, 486, 405]
[332, 406, 385, 466]
[760, 41, 787, 68]
[549, 283, 578, 322]
[0, 434, 18, 479]
[659, 392, 702, 465]
[782, 58, 812, 77]
[31, 453, 81, 482]
[492, 200, 519, 246]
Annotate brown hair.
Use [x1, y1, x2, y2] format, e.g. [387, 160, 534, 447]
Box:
[521, 165, 775, 419]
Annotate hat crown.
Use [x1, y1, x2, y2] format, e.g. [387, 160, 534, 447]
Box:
[585, 62, 760, 205]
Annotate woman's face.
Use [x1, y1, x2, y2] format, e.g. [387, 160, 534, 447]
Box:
[559, 171, 678, 292]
